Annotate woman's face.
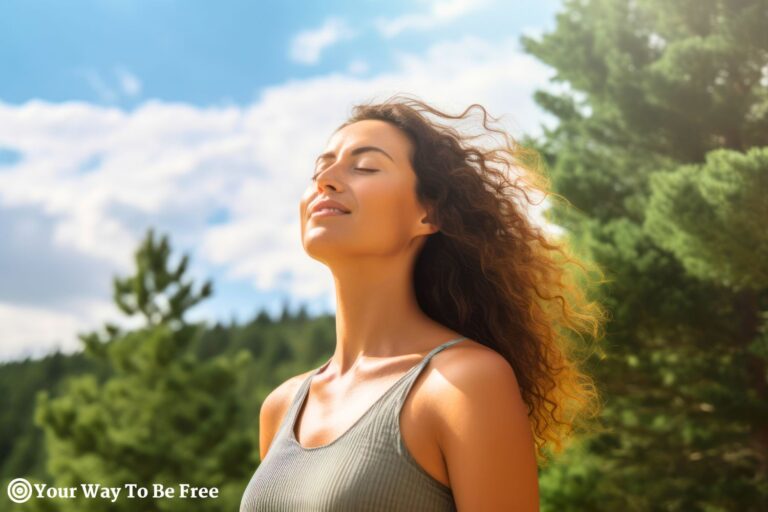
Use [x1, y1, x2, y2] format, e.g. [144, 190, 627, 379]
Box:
[300, 119, 437, 265]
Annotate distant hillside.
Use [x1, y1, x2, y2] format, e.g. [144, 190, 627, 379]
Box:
[0, 307, 336, 484]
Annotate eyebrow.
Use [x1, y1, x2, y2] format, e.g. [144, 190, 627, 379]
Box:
[315, 145, 395, 166]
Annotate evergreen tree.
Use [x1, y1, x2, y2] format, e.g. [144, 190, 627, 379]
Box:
[32, 228, 255, 511]
[520, 0, 768, 509]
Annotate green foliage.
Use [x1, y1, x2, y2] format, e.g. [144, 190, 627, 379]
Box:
[1, 314, 335, 512]
[1, 227, 336, 511]
[646, 146, 768, 290]
[111, 228, 213, 328]
[521, 0, 768, 509]
[0, 351, 106, 483]
[27, 229, 257, 511]
[0, 312, 336, 497]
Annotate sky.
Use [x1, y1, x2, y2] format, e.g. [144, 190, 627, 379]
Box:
[0, 0, 565, 362]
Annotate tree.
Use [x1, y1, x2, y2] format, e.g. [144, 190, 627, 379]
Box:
[33, 228, 255, 511]
[520, 0, 768, 510]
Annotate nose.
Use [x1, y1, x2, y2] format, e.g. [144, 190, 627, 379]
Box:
[312, 163, 343, 192]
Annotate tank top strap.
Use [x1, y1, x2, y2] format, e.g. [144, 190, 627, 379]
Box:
[276, 336, 468, 442]
[275, 362, 329, 439]
[391, 335, 468, 407]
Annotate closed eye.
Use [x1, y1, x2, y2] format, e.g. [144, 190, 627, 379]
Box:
[311, 167, 378, 181]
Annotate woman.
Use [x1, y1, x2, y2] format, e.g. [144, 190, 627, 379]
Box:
[240, 94, 605, 511]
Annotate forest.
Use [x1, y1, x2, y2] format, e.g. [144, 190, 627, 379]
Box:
[2, 0, 767, 510]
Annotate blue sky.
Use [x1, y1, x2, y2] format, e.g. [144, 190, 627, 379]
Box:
[0, 0, 564, 362]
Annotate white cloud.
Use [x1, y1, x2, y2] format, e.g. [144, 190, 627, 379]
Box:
[79, 65, 143, 103]
[0, 302, 83, 361]
[347, 59, 369, 75]
[83, 69, 119, 103]
[289, 17, 357, 65]
[0, 34, 555, 362]
[0, 298, 129, 361]
[374, 0, 491, 38]
[115, 65, 142, 96]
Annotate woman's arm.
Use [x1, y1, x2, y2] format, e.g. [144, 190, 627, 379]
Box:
[434, 350, 540, 511]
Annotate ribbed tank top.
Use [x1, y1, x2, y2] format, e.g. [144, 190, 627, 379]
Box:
[240, 335, 468, 512]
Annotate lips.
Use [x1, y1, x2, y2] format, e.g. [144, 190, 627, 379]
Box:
[309, 198, 351, 217]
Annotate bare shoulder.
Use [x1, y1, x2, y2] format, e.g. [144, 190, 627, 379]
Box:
[423, 339, 513, 396]
[417, 339, 517, 436]
[426, 339, 540, 510]
[431, 339, 519, 398]
[258, 368, 315, 461]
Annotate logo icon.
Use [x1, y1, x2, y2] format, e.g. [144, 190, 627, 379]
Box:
[7, 478, 33, 503]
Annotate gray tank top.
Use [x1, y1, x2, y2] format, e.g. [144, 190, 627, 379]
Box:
[240, 335, 468, 512]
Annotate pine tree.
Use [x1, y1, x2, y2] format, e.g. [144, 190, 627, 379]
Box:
[32, 228, 255, 511]
[520, 0, 768, 509]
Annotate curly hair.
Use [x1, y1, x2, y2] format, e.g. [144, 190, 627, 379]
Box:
[334, 93, 609, 466]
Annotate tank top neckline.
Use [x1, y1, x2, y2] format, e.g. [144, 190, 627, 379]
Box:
[289, 335, 468, 452]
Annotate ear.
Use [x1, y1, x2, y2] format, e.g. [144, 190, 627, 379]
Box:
[420, 202, 440, 235]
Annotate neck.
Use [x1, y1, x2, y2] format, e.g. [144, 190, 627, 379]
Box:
[323, 252, 444, 376]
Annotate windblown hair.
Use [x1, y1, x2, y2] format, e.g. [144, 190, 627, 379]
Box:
[336, 93, 609, 466]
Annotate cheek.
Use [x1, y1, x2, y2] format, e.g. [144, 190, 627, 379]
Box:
[301, 178, 419, 257]
[354, 181, 417, 242]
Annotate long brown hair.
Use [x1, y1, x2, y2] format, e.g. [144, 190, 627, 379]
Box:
[335, 93, 609, 465]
